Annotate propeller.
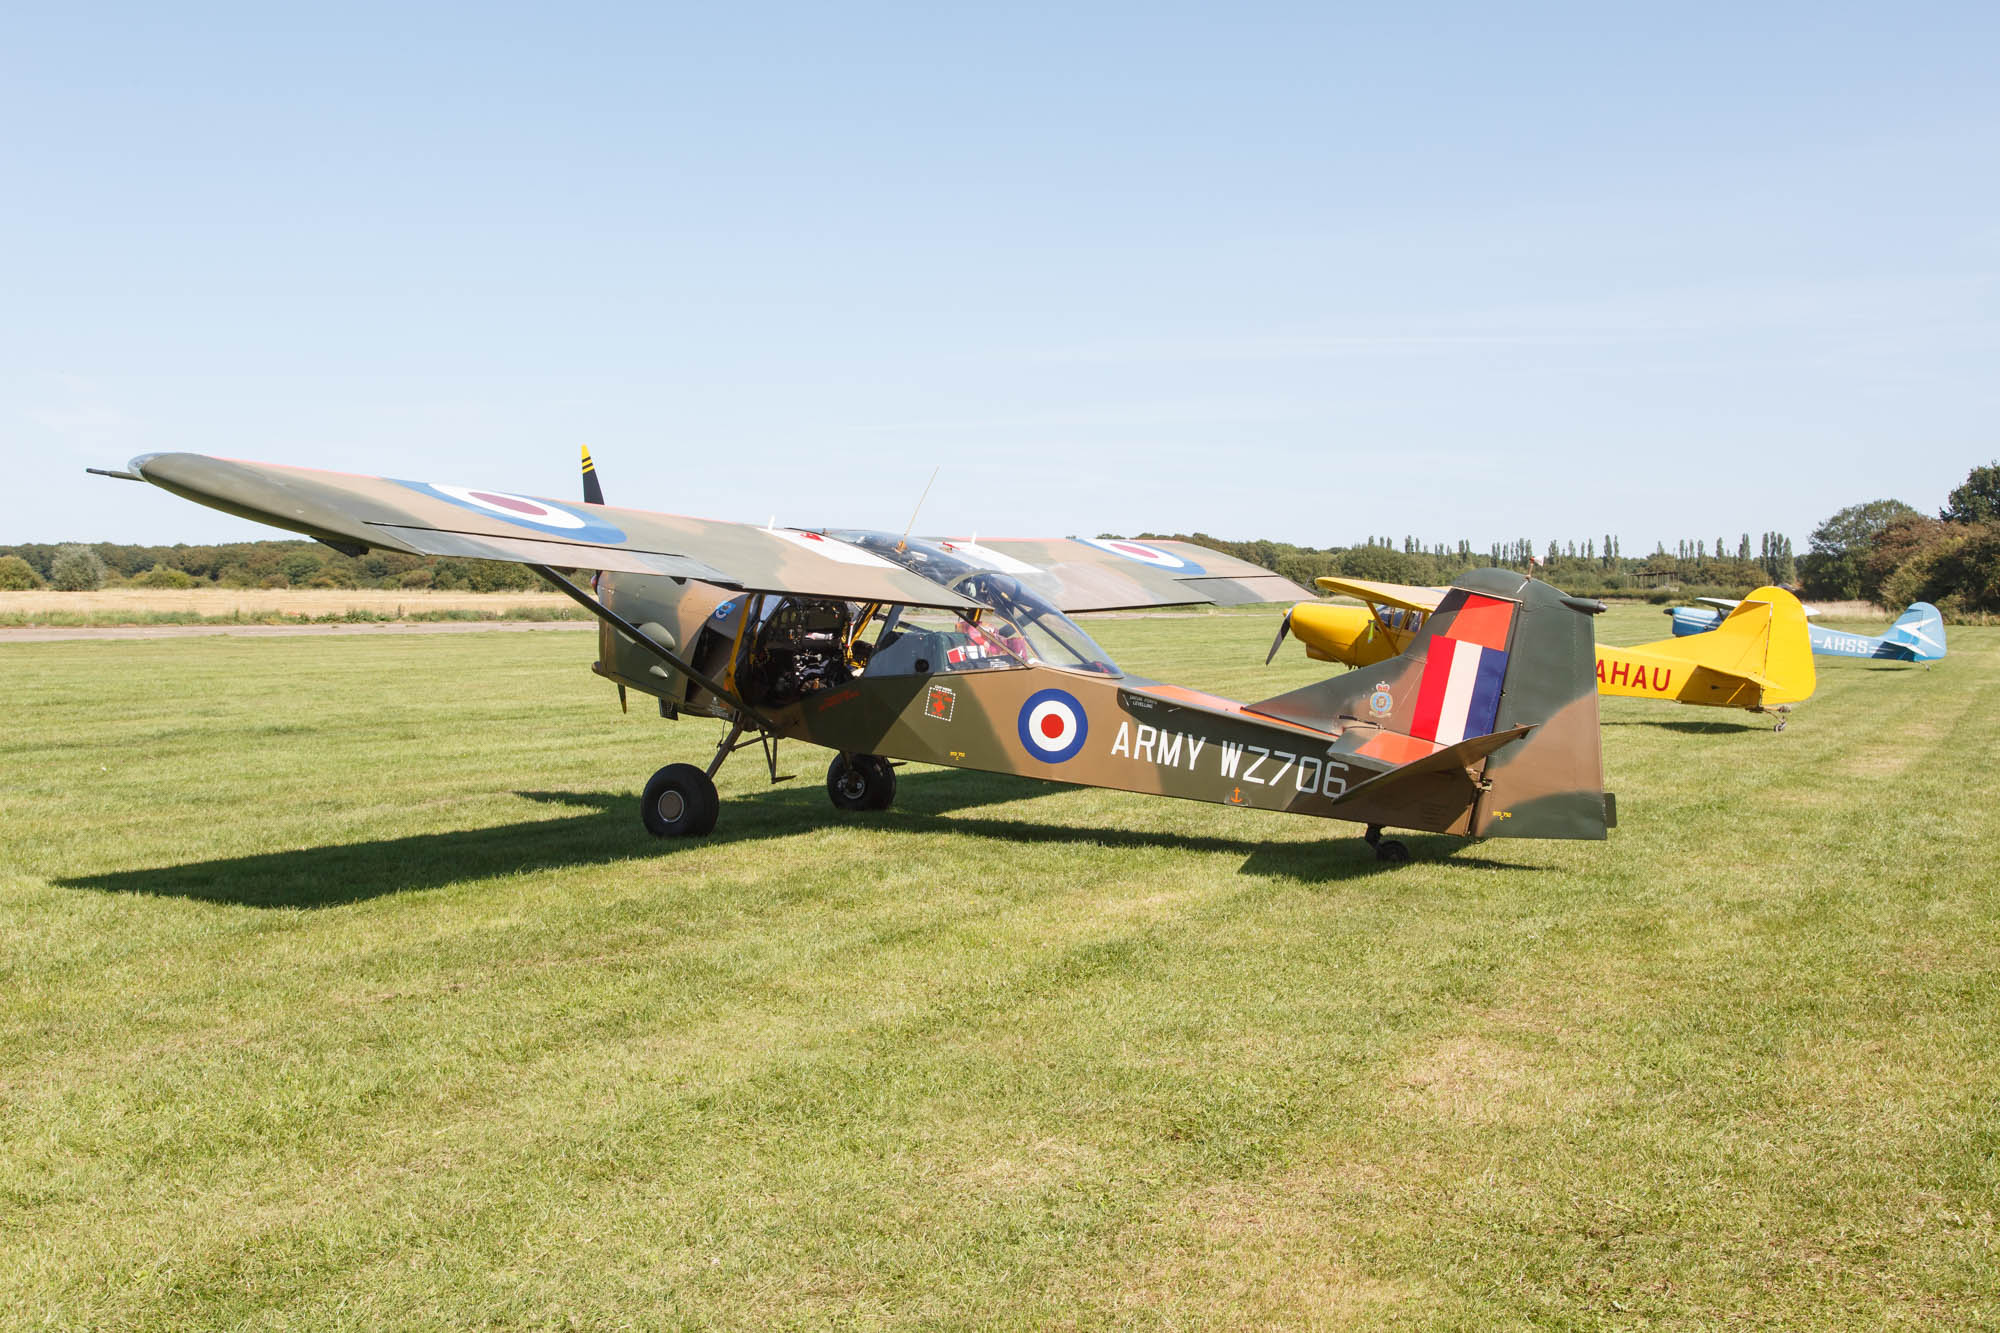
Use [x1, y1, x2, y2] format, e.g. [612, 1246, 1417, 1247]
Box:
[581, 445, 604, 505]
[1264, 608, 1295, 665]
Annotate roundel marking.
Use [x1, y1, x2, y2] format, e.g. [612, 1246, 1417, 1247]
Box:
[1017, 687, 1089, 763]
[395, 480, 628, 543]
[1078, 537, 1205, 575]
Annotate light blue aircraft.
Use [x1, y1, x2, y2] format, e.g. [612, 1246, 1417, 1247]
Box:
[1667, 599, 1946, 662]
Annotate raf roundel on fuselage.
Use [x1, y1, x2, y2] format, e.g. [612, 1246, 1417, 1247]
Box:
[1018, 687, 1089, 763]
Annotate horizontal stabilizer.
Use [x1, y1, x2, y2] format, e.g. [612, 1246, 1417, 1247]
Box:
[1328, 724, 1532, 809]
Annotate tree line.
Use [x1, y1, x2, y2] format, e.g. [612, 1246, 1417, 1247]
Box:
[1144, 463, 1996, 615]
[1796, 463, 2000, 613]
[1135, 531, 1792, 603]
[5, 461, 1994, 614]
[0, 541, 544, 593]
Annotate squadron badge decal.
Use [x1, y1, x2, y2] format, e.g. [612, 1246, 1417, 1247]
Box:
[1018, 688, 1088, 763]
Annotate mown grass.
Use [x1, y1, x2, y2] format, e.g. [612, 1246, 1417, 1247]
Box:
[2, 606, 1995, 1329]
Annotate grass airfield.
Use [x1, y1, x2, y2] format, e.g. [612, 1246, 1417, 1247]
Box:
[3, 604, 1995, 1329]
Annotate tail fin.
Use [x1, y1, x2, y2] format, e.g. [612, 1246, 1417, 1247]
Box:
[1633, 585, 1814, 706]
[581, 445, 604, 505]
[1247, 569, 1610, 839]
[1882, 601, 1946, 661]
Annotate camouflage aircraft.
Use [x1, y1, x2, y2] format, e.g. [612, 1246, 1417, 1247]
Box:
[94, 451, 1616, 862]
[1273, 576, 1816, 728]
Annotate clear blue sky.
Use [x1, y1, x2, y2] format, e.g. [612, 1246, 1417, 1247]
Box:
[5, 3, 1995, 551]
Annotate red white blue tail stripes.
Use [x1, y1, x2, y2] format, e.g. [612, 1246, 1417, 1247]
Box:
[1410, 593, 1515, 744]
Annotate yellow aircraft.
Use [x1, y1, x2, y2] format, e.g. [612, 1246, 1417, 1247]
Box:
[1273, 576, 1816, 728]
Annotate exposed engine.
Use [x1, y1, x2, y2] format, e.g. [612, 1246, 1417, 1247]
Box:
[734, 597, 861, 708]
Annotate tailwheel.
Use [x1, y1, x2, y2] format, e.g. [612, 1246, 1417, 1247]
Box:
[827, 754, 896, 812]
[1363, 823, 1411, 865]
[641, 763, 720, 837]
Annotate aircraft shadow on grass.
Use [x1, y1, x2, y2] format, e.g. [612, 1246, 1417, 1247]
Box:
[59, 769, 1512, 910]
[1600, 718, 1763, 735]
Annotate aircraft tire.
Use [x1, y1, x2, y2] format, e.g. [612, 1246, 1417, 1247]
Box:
[827, 754, 896, 812]
[1373, 839, 1411, 865]
[642, 763, 719, 837]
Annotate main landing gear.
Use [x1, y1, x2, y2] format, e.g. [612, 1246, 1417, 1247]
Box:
[637, 736, 900, 838]
[1363, 824, 1410, 865]
[642, 763, 719, 837]
[826, 754, 896, 812]
[640, 718, 781, 839]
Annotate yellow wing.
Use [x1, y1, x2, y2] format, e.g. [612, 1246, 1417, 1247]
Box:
[1312, 576, 1446, 614]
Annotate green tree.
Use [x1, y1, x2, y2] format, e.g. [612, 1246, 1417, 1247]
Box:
[132, 563, 198, 589]
[1857, 514, 1950, 604]
[278, 551, 323, 585]
[48, 544, 108, 591]
[1336, 544, 1415, 582]
[1798, 500, 1919, 599]
[0, 555, 44, 590]
[1941, 462, 2000, 525]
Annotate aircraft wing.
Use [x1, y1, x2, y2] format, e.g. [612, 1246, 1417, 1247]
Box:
[927, 536, 1310, 612]
[126, 453, 983, 610]
[1694, 594, 1822, 620]
[1312, 576, 1446, 614]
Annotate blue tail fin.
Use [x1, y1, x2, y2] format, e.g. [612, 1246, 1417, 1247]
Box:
[1882, 602, 1946, 661]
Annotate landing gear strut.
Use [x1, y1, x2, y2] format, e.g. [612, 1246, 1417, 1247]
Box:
[641, 763, 719, 837]
[827, 754, 896, 812]
[1364, 823, 1410, 865]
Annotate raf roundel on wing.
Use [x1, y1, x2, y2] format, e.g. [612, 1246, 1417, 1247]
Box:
[1018, 688, 1089, 763]
[396, 481, 628, 543]
[1078, 537, 1205, 574]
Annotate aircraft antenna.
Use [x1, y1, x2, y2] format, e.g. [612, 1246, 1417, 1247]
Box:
[901, 467, 940, 548]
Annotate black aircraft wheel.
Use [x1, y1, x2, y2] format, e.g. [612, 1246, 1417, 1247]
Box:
[827, 754, 896, 812]
[641, 763, 719, 838]
[1373, 839, 1411, 865]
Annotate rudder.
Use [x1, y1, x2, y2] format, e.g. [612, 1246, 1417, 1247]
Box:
[1883, 602, 1946, 661]
[1248, 569, 1611, 839]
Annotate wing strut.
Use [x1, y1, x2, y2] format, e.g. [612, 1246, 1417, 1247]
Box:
[526, 564, 775, 732]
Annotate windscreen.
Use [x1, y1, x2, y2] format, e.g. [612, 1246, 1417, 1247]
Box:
[824, 532, 1122, 677]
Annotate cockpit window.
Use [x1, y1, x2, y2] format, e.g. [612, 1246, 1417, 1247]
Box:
[825, 531, 1122, 678]
[947, 570, 1119, 675]
[865, 606, 1022, 677]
